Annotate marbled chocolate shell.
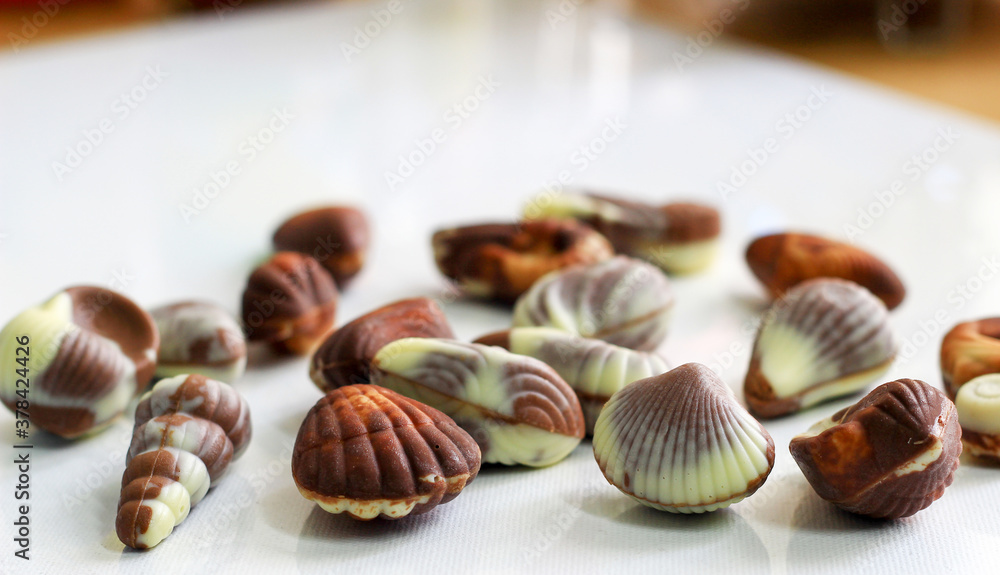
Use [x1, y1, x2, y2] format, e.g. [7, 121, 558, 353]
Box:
[291, 384, 481, 520]
[954, 373, 1000, 461]
[117, 374, 252, 549]
[512, 256, 674, 351]
[370, 338, 586, 467]
[474, 327, 669, 434]
[593, 363, 775, 513]
[940, 317, 1000, 399]
[745, 232, 906, 310]
[152, 301, 247, 383]
[790, 379, 961, 519]
[0, 286, 159, 438]
[744, 278, 896, 418]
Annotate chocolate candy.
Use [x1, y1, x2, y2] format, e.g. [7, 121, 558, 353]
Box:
[593, 363, 775, 513]
[152, 301, 246, 383]
[431, 219, 614, 302]
[790, 378, 961, 519]
[954, 374, 1000, 461]
[310, 298, 454, 392]
[940, 317, 1000, 399]
[117, 374, 252, 549]
[474, 327, 669, 434]
[272, 206, 370, 288]
[745, 232, 906, 310]
[0, 286, 159, 438]
[291, 384, 480, 520]
[523, 191, 721, 274]
[241, 252, 338, 355]
[370, 338, 586, 467]
[744, 278, 896, 418]
[512, 256, 674, 351]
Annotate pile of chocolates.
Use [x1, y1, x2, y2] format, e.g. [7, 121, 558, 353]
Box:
[0, 192, 996, 551]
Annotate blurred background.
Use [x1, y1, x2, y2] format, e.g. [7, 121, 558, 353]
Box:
[1, 0, 997, 120]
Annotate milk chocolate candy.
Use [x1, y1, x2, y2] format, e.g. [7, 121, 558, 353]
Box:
[152, 301, 246, 383]
[954, 374, 1000, 462]
[940, 317, 1000, 399]
[272, 206, 370, 288]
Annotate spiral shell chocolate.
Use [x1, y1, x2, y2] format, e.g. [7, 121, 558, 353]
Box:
[593, 363, 775, 513]
[241, 251, 338, 355]
[940, 317, 1000, 399]
[474, 327, 669, 434]
[745, 232, 906, 310]
[152, 301, 247, 383]
[790, 379, 961, 519]
[370, 338, 586, 467]
[0, 286, 159, 438]
[954, 373, 1000, 461]
[292, 384, 481, 520]
[512, 256, 674, 351]
[117, 374, 252, 549]
[744, 278, 897, 418]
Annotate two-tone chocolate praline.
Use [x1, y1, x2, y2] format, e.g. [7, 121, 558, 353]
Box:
[940, 317, 1000, 399]
[152, 301, 246, 383]
[954, 374, 1000, 462]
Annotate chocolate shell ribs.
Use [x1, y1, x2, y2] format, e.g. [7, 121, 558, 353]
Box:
[116, 374, 251, 549]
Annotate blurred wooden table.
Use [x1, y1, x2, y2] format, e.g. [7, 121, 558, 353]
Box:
[2, 0, 1000, 122]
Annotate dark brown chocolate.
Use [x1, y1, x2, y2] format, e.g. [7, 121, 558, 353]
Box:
[272, 206, 370, 288]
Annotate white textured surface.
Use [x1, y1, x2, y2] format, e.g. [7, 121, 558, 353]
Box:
[2, 0, 1000, 573]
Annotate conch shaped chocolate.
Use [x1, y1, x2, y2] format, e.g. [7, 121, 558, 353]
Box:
[523, 191, 720, 274]
[789, 378, 961, 519]
[291, 384, 481, 520]
[940, 317, 1000, 399]
[0, 286, 159, 438]
[310, 298, 454, 392]
[954, 373, 1000, 461]
[745, 232, 906, 310]
[512, 256, 674, 351]
[117, 374, 252, 549]
[593, 363, 775, 513]
[241, 251, 338, 355]
[152, 301, 247, 383]
[370, 338, 585, 467]
[744, 278, 896, 418]
[431, 219, 614, 302]
[474, 327, 669, 434]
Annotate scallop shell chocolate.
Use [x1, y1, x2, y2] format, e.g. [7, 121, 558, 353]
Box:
[370, 338, 585, 467]
[292, 384, 481, 520]
[593, 363, 775, 513]
[152, 301, 247, 383]
[512, 256, 674, 351]
[744, 278, 896, 418]
[474, 327, 669, 434]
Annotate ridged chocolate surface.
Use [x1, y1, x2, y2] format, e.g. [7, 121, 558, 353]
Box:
[593, 363, 775, 513]
[117, 375, 251, 549]
[744, 278, 896, 418]
[152, 301, 247, 382]
[745, 233, 906, 310]
[291, 384, 481, 519]
[512, 256, 674, 351]
[241, 251, 338, 354]
[272, 206, 370, 287]
[789, 378, 961, 519]
[370, 338, 585, 466]
[310, 298, 454, 392]
[940, 317, 1000, 398]
[431, 219, 614, 302]
[474, 327, 670, 434]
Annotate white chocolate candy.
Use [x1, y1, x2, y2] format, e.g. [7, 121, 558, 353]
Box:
[955, 373, 1000, 460]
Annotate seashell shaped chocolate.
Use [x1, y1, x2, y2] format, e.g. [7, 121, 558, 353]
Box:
[744, 278, 897, 418]
[512, 256, 674, 351]
[474, 327, 669, 434]
[152, 301, 247, 383]
[593, 363, 775, 513]
[954, 373, 1000, 461]
[790, 378, 961, 519]
[117, 374, 251, 549]
[940, 317, 1000, 399]
[370, 338, 586, 467]
[0, 286, 159, 438]
[291, 384, 481, 520]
